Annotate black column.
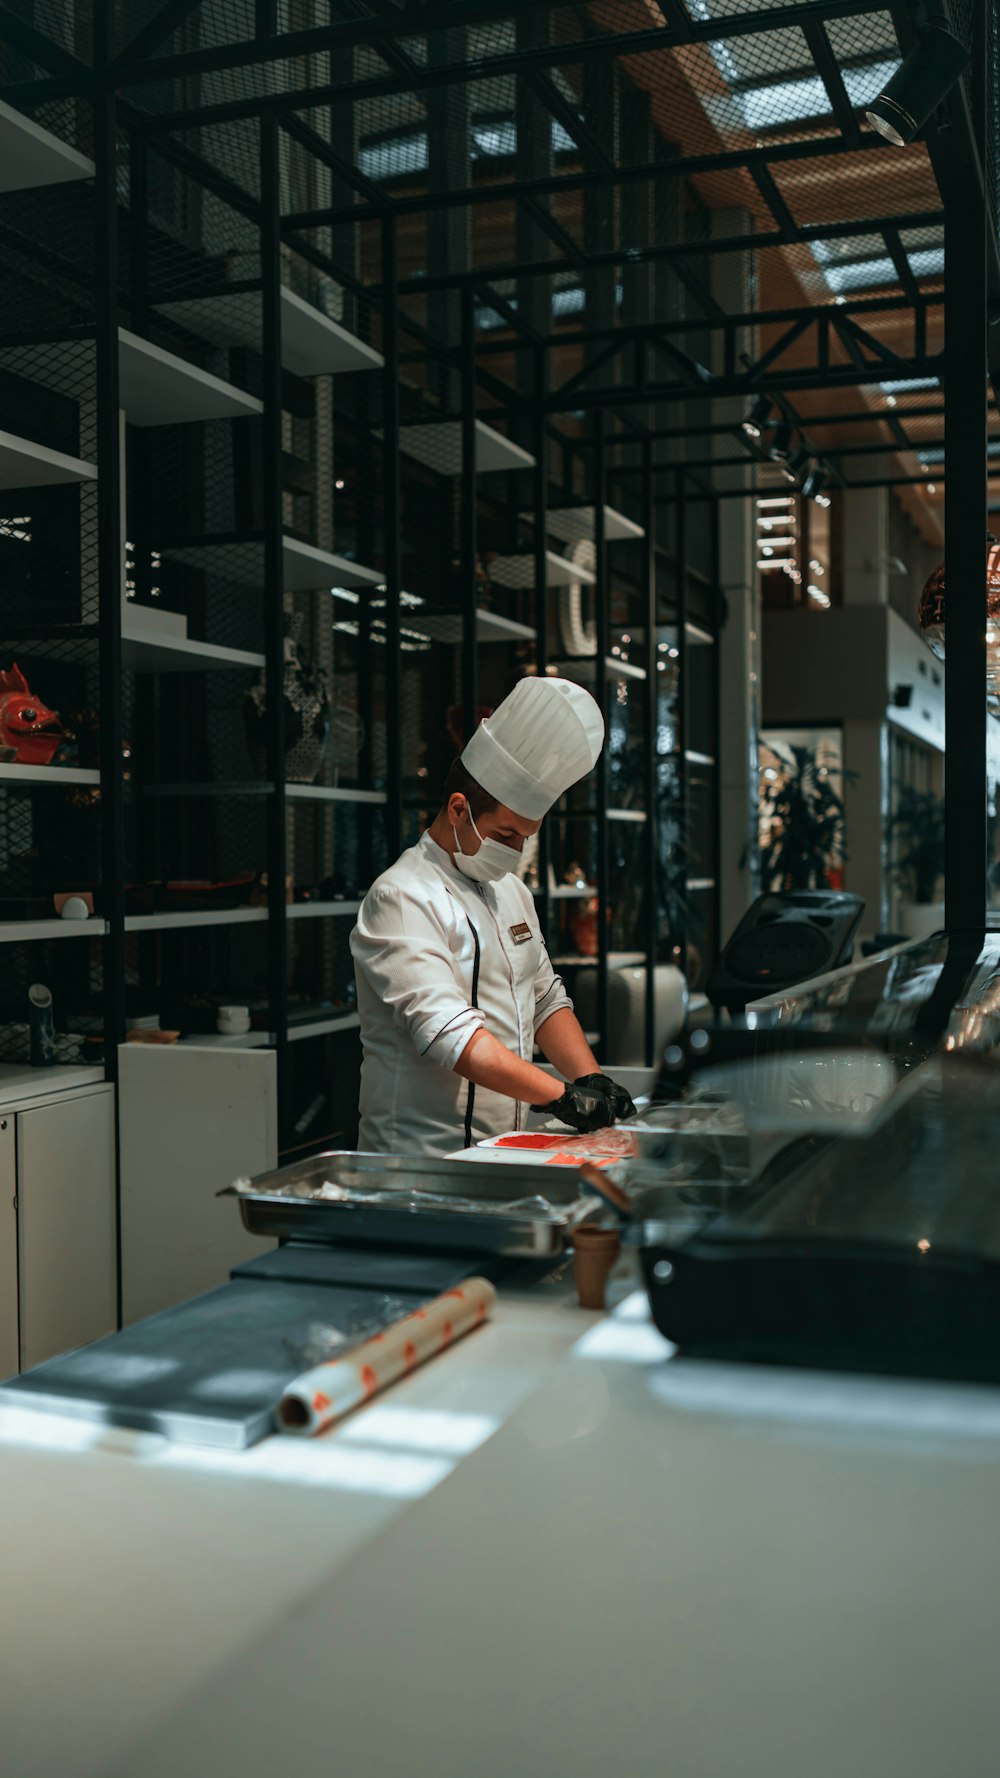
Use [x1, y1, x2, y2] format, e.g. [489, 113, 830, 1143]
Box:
[94, 10, 124, 1323]
[381, 215, 403, 862]
[261, 115, 288, 1111]
[460, 283, 478, 743]
[944, 0, 988, 932]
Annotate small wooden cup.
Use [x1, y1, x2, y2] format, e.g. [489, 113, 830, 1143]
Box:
[573, 1224, 621, 1311]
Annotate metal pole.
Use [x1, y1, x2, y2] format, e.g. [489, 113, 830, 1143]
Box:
[460, 283, 478, 744]
[944, 0, 988, 933]
[675, 469, 689, 981]
[94, 11, 125, 1325]
[261, 113, 288, 1123]
[710, 492, 722, 967]
[594, 415, 610, 1058]
[532, 341, 551, 941]
[381, 213, 402, 860]
[642, 436, 657, 1067]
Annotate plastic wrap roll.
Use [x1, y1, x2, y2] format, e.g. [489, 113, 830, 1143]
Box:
[277, 1276, 497, 1437]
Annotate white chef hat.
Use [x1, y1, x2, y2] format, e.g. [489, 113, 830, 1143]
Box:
[461, 676, 605, 820]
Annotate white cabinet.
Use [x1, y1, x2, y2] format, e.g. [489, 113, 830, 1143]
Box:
[0, 1082, 117, 1376]
[118, 1044, 277, 1324]
[0, 1113, 17, 1377]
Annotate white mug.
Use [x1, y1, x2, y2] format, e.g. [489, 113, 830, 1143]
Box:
[217, 1005, 251, 1035]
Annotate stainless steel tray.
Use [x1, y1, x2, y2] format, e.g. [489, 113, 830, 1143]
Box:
[221, 1150, 598, 1257]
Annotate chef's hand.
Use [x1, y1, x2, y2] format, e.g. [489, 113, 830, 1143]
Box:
[574, 1072, 637, 1122]
[532, 1079, 615, 1134]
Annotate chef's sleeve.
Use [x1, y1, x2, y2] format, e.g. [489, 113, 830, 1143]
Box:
[351, 885, 485, 1069]
[532, 942, 574, 1037]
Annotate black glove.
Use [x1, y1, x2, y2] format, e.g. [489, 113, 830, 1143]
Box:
[574, 1072, 637, 1123]
[531, 1079, 615, 1134]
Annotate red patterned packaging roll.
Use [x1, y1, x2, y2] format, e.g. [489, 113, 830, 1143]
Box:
[277, 1277, 497, 1437]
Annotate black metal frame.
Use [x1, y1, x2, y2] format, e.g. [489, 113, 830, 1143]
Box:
[0, 0, 992, 1127]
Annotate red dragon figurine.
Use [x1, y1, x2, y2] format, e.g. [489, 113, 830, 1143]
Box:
[0, 663, 67, 766]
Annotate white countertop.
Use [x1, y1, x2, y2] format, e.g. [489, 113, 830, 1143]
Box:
[4, 1113, 1000, 1778]
[4, 1265, 1000, 1778]
[0, 1263, 600, 1778]
[96, 1300, 1000, 1778]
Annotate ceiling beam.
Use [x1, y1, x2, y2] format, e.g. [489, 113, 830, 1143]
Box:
[801, 16, 862, 148]
[0, 3, 89, 76]
[112, 0, 205, 68]
[543, 356, 946, 411]
[285, 131, 905, 230]
[388, 207, 946, 294]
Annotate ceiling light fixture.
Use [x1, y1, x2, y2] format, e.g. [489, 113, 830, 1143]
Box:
[801, 465, 831, 503]
[741, 394, 772, 440]
[865, 23, 971, 147]
[769, 417, 793, 461]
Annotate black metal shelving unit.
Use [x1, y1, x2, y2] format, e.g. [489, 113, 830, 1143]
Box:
[0, 0, 992, 1183]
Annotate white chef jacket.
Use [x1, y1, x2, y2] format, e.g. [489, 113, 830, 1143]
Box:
[350, 830, 573, 1156]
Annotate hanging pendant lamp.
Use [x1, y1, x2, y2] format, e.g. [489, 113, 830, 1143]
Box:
[918, 534, 1000, 714]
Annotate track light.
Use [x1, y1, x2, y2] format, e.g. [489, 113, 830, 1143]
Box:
[769, 417, 793, 461]
[865, 23, 970, 147]
[802, 465, 831, 504]
[741, 394, 771, 441]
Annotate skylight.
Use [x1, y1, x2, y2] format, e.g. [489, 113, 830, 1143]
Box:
[734, 60, 899, 133]
[880, 377, 940, 395]
[820, 247, 945, 292]
[360, 118, 575, 180]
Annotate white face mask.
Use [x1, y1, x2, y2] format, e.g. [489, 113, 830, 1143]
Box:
[452, 806, 517, 885]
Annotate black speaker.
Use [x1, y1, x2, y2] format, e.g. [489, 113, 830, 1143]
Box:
[706, 890, 866, 1012]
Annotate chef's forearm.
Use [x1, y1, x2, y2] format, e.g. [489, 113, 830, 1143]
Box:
[535, 1007, 599, 1080]
[454, 1029, 564, 1105]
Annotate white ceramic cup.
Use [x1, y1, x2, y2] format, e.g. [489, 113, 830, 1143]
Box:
[217, 1005, 251, 1035]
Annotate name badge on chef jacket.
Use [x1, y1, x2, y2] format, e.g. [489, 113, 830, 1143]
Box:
[509, 922, 532, 946]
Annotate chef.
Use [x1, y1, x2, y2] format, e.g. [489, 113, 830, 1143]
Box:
[351, 675, 636, 1156]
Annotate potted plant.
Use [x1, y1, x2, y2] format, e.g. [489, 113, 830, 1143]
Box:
[887, 786, 945, 941]
[759, 745, 849, 891]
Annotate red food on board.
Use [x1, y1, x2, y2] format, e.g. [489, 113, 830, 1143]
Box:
[494, 1133, 569, 1149]
[493, 1129, 639, 1160]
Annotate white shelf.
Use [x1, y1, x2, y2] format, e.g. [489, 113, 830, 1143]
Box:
[685, 750, 716, 767]
[287, 901, 362, 919]
[685, 621, 715, 646]
[479, 612, 537, 643]
[122, 627, 265, 674]
[179, 1031, 272, 1051]
[286, 783, 387, 805]
[489, 549, 597, 590]
[551, 952, 647, 968]
[406, 609, 537, 646]
[124, 908, 268, 933]
[283, 537, 382, 592]
[143, 782, 386, 804]
[0, 429, 96, 489]
[545, 885, 593, 901]
[118, 329, 264, 427]
[397, 419, 535, 476]
[286, 1013, 360, 1042]
[0, 918, 105, 944]
[551, 808, 646, 825]
[520, 505, 645, 546]
[162, 534, 382, 592]
[141, 783, 268, 798]
[686, 878, 717, 891]
[608, 658, 647, 682]
[0, 1062, 105, 1108]
[0, 100, 94, 192]
[159, 287, 384, 378]
[0, 762, 100, 787]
